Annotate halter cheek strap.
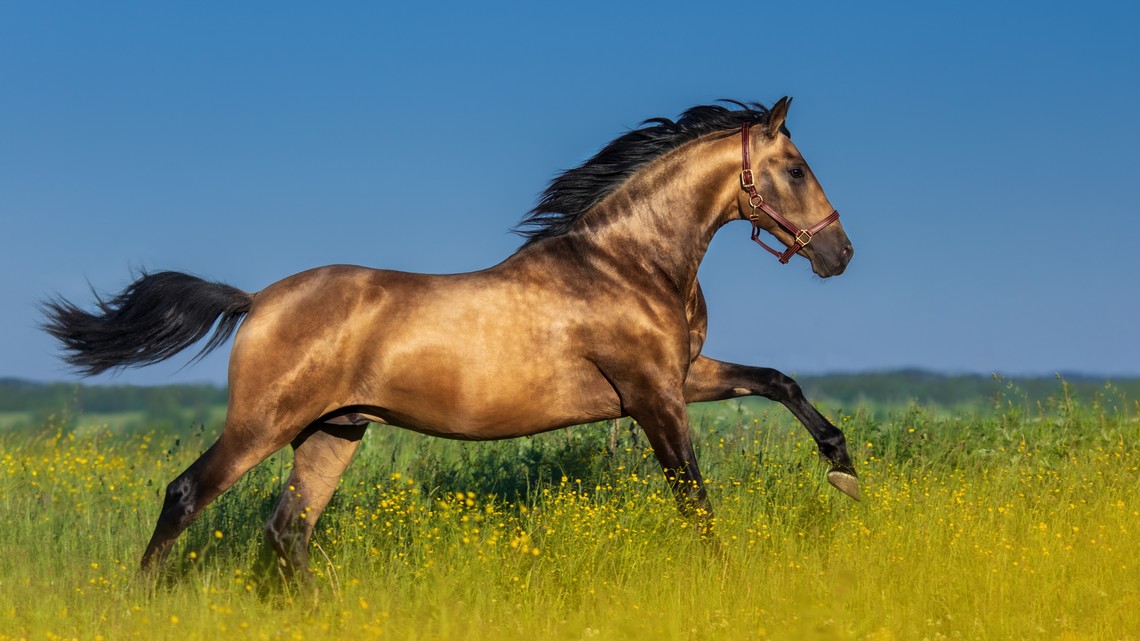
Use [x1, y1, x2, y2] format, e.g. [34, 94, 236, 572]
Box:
[740, 123, 841, 264]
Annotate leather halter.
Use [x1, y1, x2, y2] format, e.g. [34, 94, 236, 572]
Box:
[740, 123, 841, 264]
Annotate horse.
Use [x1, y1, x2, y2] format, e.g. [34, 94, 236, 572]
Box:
[43, 97, 858, 578]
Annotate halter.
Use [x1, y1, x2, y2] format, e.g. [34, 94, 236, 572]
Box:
[740, 123, 841, 264]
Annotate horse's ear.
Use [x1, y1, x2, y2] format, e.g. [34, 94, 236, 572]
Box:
[766, 96, 793, 138]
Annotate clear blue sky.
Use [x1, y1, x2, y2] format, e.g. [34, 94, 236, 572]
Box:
[2, 1, 1138, 385]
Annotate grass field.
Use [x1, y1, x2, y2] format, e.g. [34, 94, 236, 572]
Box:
[0, 387, 1137, 640]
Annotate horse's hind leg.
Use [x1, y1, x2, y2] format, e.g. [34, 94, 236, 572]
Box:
[140, 426, 292, 572]
[260, 421, 366, 580]
[683, 356, 860, 500]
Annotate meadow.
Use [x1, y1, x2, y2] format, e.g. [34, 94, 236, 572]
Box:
[0, 379, 1137, 640]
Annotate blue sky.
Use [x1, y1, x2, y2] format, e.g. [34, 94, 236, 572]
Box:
[2, 1, 1138, 385]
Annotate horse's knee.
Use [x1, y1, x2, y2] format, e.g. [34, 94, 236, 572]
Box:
[767, 368, 802, 398]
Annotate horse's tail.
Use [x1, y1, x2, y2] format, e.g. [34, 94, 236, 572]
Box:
[42, 270, 254, 376]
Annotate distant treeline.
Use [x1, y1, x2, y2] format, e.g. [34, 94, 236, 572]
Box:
[2, 370, 1137, 417]
[0, 378, 227, 414]
[798, 369, 1140, 408]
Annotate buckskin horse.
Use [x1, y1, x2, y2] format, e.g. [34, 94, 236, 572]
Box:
[43, 98, 858, 578]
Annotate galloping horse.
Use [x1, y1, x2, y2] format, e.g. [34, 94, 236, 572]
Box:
[44, 98, 858, 577]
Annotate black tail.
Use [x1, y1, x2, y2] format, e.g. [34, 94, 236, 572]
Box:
[42, 271, 254, 376]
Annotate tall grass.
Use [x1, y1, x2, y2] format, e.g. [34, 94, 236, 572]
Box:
[1, 386, 1137, 640]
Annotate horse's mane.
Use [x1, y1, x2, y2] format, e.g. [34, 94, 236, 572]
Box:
[514, 101, 786, 244]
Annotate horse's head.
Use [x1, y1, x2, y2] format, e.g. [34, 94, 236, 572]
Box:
[739, 97, 853, 278]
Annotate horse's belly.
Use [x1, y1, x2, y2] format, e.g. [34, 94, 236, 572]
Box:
[370, 353, 621, 438]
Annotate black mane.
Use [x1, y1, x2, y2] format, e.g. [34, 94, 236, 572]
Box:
[514, 101, 783, 244]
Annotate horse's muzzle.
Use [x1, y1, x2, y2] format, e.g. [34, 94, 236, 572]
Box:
[810, 236, 854, 278]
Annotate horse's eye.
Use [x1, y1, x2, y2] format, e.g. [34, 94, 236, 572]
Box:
[789, 167, 805, 179]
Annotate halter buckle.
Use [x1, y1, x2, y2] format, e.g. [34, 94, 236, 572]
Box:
[740, 169, 755, 189]
[794, 230, 813, 247]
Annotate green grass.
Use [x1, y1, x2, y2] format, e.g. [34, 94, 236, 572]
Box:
[0, 389, 1137, 640]
[0, 411, 30, 429]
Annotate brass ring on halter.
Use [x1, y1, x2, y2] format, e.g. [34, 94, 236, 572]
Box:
[749, 193, 764, 208]
[795, 230, 813, 246]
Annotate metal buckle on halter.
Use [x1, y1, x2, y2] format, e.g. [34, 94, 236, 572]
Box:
[740, 169, 755, 189]
[794, 230, 813, 246]
[748, 192, 764, 223]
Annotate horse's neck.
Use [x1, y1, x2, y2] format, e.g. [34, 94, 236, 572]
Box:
[562, 137, 742, 291]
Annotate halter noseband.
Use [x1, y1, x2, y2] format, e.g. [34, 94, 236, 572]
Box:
[740, 123, 841, 264]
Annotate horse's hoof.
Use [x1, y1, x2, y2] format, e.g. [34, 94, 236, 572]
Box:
[827, 469, 861, 501]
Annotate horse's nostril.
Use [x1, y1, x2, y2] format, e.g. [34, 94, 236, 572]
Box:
[840, 243, 853, 264]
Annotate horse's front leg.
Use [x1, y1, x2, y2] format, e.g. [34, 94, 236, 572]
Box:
[683, 356, 860, 501]
[620, 385, 716, 539]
